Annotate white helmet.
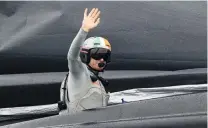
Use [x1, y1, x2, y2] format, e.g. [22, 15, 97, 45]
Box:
[80, 37, 111, 65]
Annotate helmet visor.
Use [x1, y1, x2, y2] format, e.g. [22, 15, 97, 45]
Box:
[90, 48, 111, 62]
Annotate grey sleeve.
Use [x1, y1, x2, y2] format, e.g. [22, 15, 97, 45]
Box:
[67, 28, 88, 73]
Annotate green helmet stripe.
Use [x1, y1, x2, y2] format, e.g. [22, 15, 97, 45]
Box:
[94, 37, 101, 46]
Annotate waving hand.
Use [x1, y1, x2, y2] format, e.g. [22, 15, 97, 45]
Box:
[81, 8, 101, 32]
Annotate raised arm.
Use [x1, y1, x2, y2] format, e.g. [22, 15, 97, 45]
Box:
[67, 8, 101, 61]
[67, 8, 101, 73]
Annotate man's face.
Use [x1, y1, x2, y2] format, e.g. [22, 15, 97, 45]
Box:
[89, 57, 106, 71]
[88, 48, 111, 71]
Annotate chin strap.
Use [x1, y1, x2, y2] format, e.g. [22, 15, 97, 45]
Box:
[87, 65, 110, 92]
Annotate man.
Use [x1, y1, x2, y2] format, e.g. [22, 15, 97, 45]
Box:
[59, 8, 112, 114]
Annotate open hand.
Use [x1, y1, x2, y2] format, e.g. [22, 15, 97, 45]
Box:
[81, 8, 101, 32]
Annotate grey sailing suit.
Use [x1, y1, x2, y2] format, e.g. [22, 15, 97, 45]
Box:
[60, 28, 110, 114]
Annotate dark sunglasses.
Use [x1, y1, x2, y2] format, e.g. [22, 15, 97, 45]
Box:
[90, 48, 111, 62]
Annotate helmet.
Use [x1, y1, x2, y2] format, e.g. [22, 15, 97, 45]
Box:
[80, 37, 111, 65]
